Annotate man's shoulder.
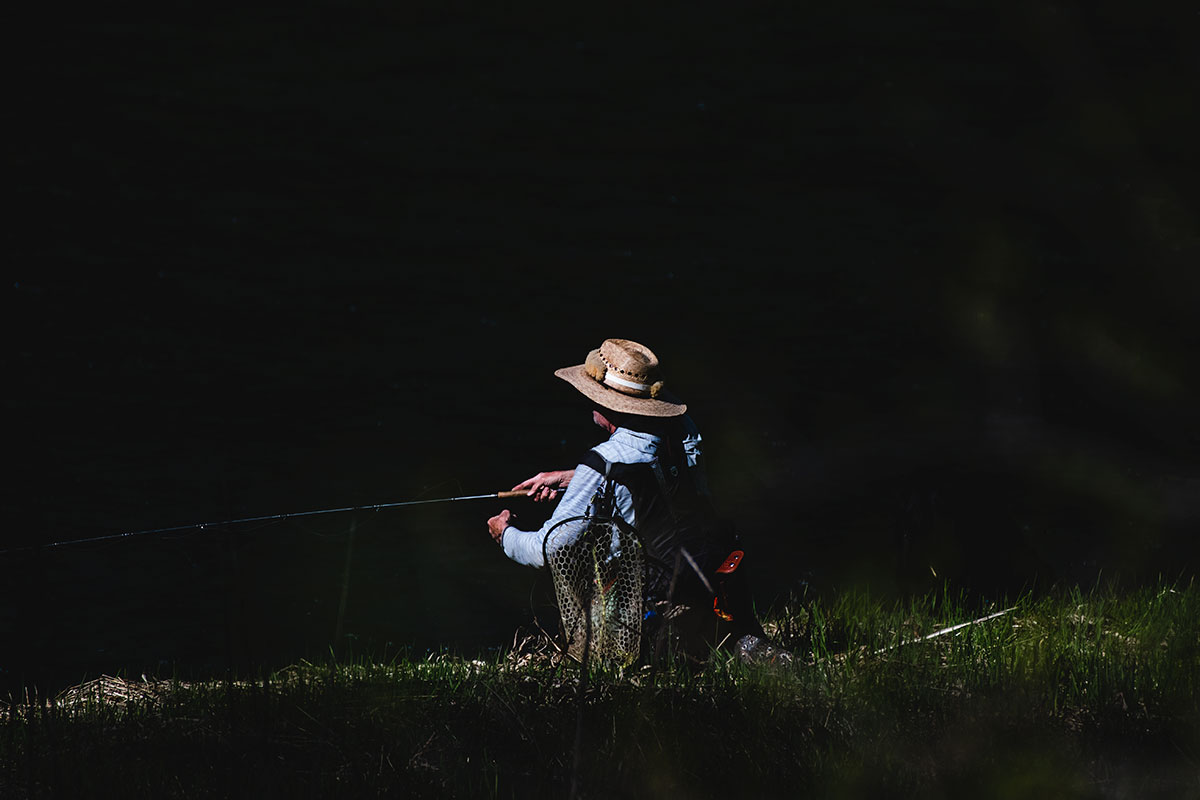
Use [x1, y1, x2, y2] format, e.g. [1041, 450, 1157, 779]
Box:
[590, 431, 657, 462]
[590, 438, 654, 466]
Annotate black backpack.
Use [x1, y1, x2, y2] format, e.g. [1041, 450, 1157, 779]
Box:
[578, 445, 741, 610]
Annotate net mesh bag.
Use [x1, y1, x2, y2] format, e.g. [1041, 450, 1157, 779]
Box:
[543, 514, 645, 666]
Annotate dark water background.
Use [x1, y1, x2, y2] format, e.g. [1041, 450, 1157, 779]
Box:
[8, 2, 1199, 693]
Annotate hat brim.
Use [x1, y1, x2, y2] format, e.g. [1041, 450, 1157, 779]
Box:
[554, 365, 687, 418]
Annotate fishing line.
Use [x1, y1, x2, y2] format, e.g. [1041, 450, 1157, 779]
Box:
[1, 490, 532, 556]
[871, 608, 1015, 655]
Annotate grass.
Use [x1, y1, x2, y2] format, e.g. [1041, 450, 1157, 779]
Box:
[3, 580, 1198, 798]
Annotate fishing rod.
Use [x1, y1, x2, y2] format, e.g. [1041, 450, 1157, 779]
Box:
[1, 490, 534, 556]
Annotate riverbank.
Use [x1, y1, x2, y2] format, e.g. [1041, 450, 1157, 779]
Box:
[4, 580, 1196, 798]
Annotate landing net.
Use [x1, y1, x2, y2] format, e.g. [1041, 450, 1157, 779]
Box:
[543, 515, 645, 667]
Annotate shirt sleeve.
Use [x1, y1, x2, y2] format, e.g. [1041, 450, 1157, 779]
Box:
[680, 415, 709, 495]
[501, 463, 604, 567]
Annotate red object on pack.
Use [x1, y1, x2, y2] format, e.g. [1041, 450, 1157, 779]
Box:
[715, 550, 744, 574]
[713, 596, 734, 621]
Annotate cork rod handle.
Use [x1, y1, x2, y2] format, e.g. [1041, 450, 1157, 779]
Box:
[495, 490, 532, 499]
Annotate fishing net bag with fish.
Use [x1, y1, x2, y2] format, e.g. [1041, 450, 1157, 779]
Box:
[542, 514, 647, 666]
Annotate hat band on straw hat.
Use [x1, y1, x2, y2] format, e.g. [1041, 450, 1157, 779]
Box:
[601, 372, 651, 393]
[584, 348, 662, 398]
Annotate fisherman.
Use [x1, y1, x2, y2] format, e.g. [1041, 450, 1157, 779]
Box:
[486, 338, 783, 664]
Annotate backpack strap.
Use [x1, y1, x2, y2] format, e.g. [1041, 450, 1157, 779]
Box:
[579, 450, 610, 478]
[580, 451, 616, 519]
[579, 451, 650, 487]
[580, 450, 675, 523]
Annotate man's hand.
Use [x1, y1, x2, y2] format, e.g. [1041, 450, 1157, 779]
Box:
[512, 470, 575, 502]
[488, 510, 512, 546]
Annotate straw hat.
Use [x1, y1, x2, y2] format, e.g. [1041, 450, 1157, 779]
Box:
[554, 339, 686, 417]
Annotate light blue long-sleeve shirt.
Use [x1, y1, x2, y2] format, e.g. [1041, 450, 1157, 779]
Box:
[501, 419, 704, 568]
